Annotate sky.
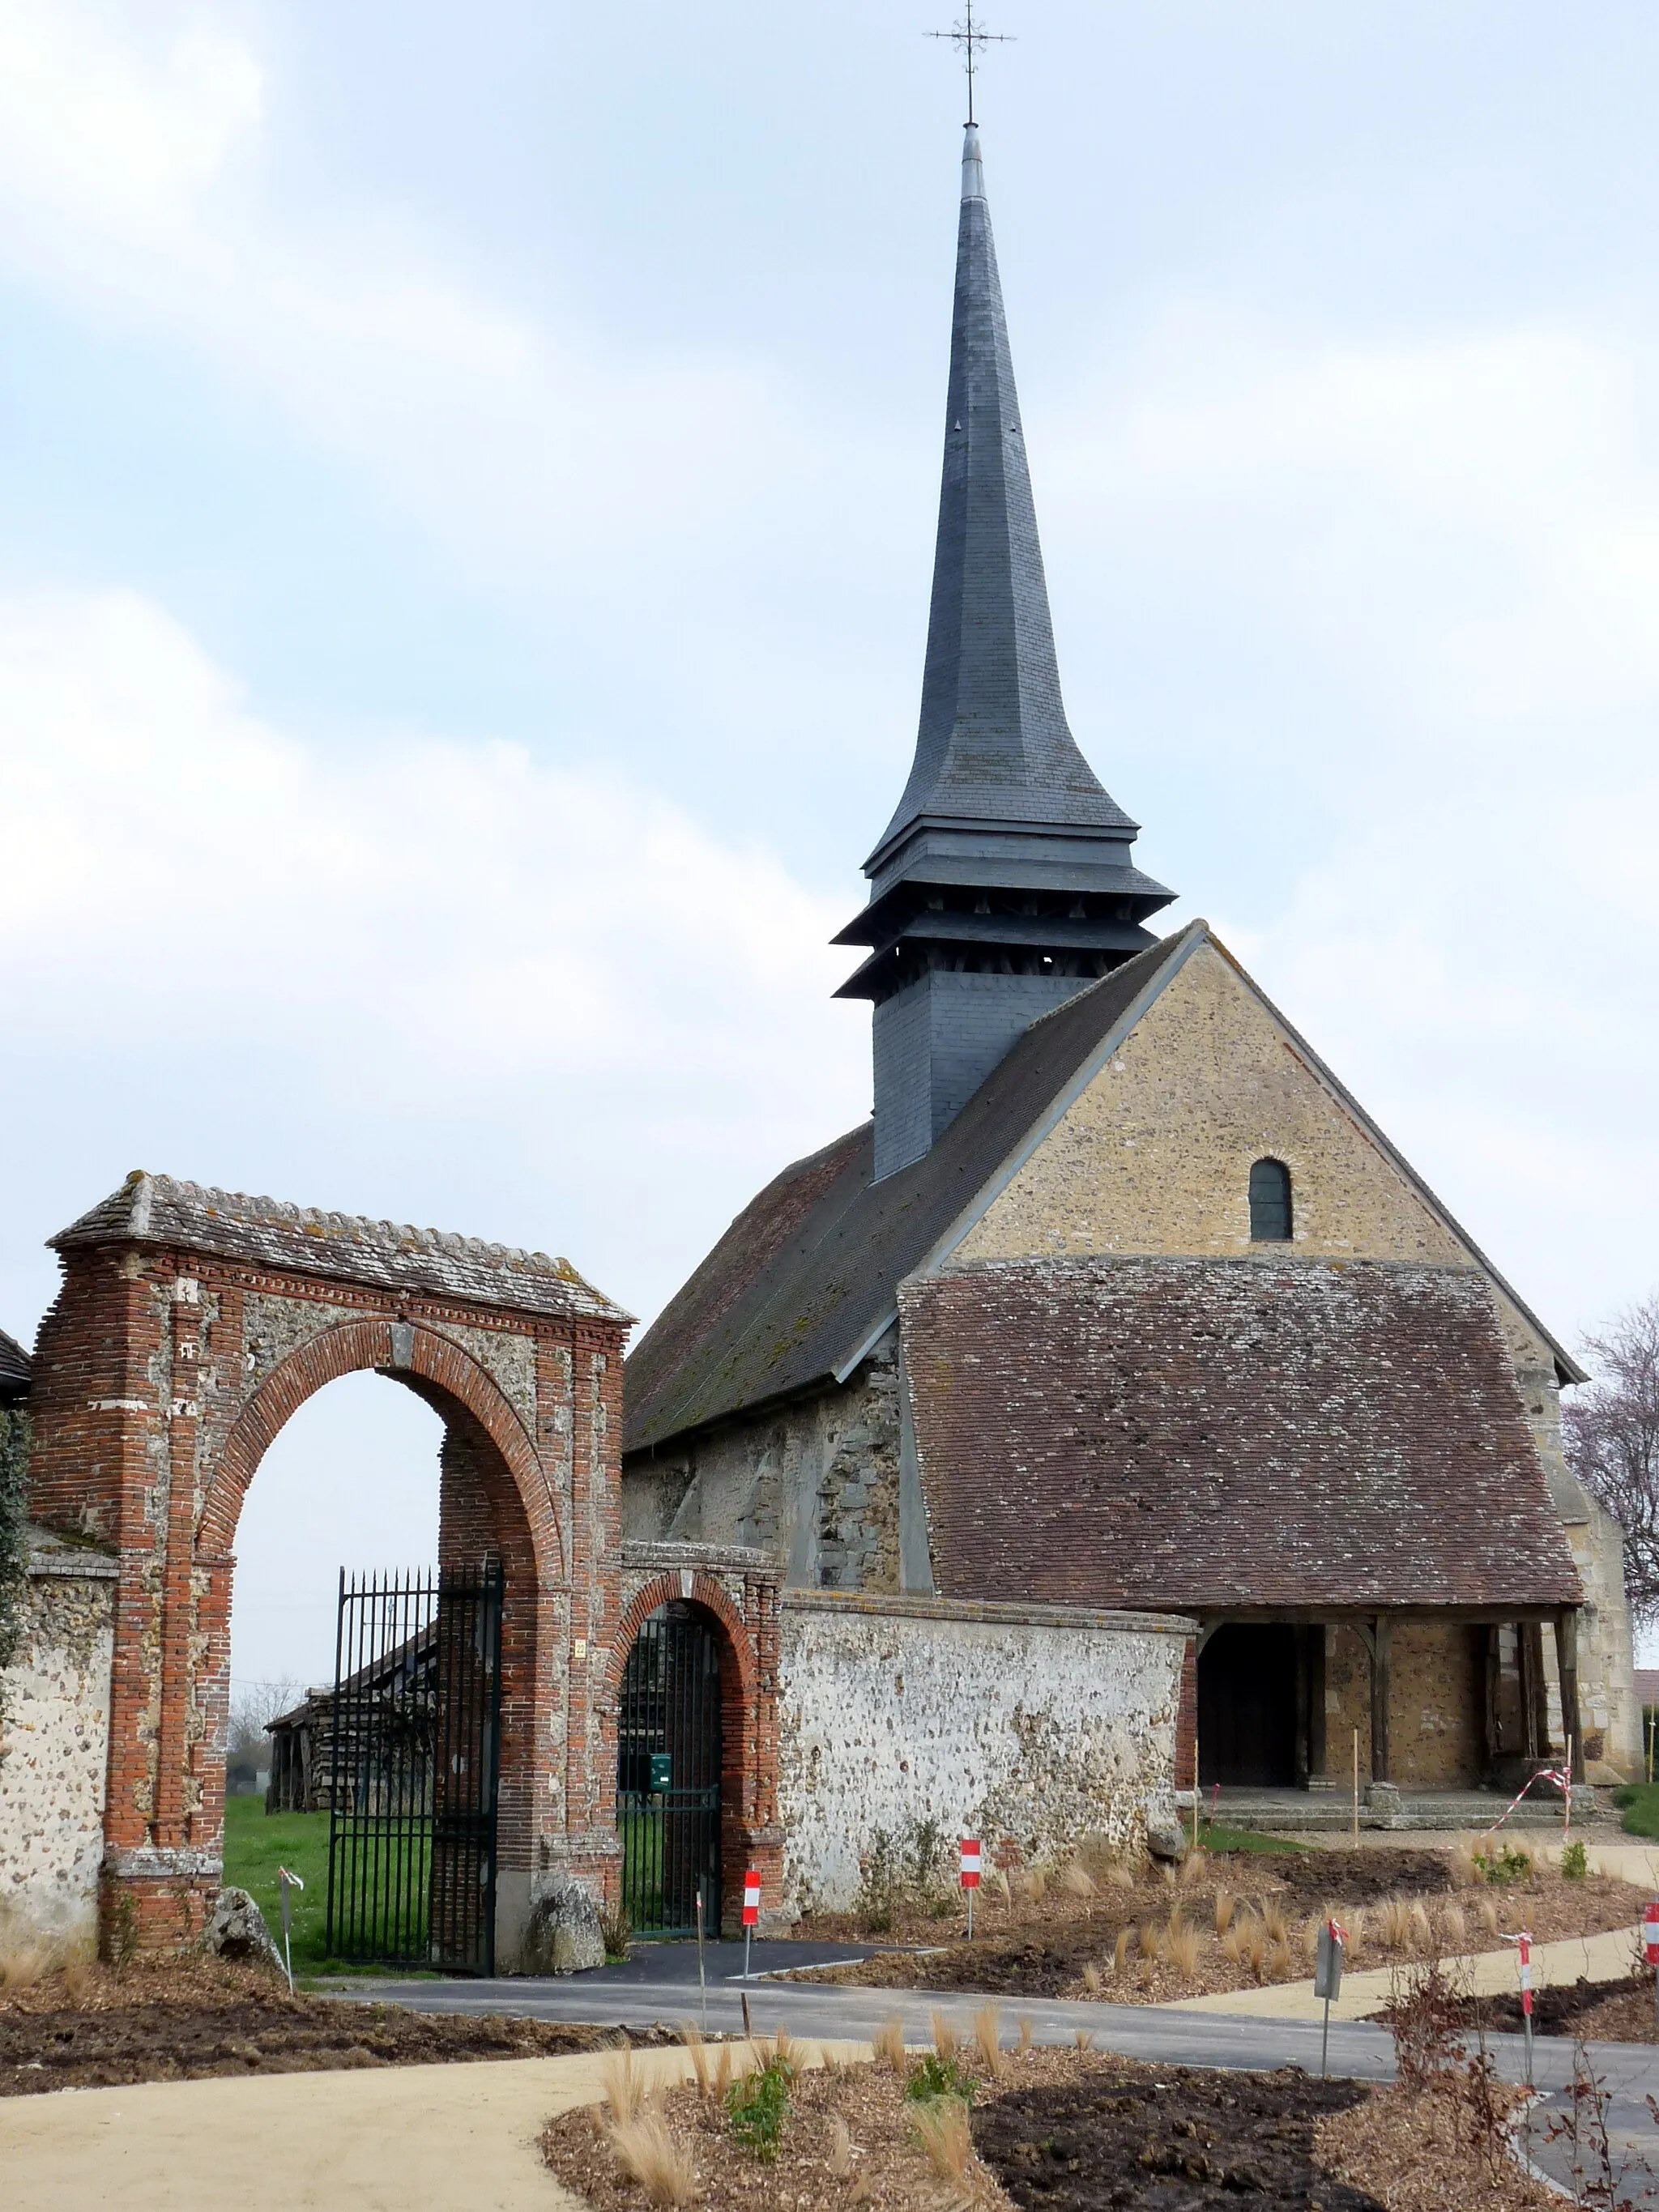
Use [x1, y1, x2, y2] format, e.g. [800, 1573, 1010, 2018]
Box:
[2, 1, 1657, 1696]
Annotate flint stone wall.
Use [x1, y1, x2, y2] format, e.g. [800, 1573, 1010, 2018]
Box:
[776, 1589, 1192, 1915]
[0, 1527, 117, 1947]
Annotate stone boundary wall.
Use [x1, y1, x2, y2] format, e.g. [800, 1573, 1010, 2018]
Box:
[0, 1527, 117, 1950]
[776, 1589, 1194, 1916]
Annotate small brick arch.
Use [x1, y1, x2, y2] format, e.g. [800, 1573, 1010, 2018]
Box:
[608, 1572, 759, 1707]
[607, 1571, 776, 1932]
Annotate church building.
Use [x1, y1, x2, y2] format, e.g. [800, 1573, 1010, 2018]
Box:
[625, 122, 1638, 1816]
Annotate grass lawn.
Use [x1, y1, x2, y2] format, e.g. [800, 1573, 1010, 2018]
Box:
[1196, 1819, 1305, 1856]
[1611, 1783, 1659, 1838]
[222, 1796, 333, 1971]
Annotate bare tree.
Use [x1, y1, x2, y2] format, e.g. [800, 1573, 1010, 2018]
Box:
[228, 1677, 303, 1763]
[1563, 1294, 1659, 1624]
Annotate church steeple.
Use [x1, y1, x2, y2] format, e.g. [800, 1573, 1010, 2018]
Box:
[837, 124, 1174, 1182]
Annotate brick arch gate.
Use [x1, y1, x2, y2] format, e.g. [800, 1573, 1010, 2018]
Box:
[24, 1173, 637, 1964]
[609, 1549, 783, 1930]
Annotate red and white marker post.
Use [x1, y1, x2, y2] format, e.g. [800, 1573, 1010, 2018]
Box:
[1508, 1929, 1535, 2084]
[1643, 1901, 1659, 2031]
[741, 1868, 761, 1980]
[960, 1839, 982, 1941]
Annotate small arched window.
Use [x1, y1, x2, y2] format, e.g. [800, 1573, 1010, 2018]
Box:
[1249, 1157, 1293, 1242]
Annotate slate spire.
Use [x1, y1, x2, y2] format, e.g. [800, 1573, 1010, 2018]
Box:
[872, 121, 1127, 862]
[836, 125, 1174, 1182]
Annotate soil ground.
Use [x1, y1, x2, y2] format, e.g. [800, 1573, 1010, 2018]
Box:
[1376, 1971, 1659, 2045]
[790, 1845, 1643, 2006]
[543, 2038, 1558, 2212]
[0, 1954, 672, 2096]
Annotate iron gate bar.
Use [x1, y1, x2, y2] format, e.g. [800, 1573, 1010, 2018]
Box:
[324, 1563, 501, 1974]
[617, 1608, 722, 1937]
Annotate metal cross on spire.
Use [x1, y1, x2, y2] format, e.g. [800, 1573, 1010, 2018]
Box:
[925, 1, 1014, 126]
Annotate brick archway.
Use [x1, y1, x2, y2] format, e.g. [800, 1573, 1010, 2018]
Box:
[24, 1173, 632, 1960]
[609, 1555, 783, 1931]
[206, 1316, 553, 1562]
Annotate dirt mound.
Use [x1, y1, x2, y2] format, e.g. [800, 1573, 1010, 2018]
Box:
[973, 2065, 1383, 2211]
[1273, 1848, 1454, 1907]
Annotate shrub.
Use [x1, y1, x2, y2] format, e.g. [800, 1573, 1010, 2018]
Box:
[1165, 1908, 1201, 1979]
[1473, 1842, 1533, 1886]
[904, 2050, 975, 2107]
[973, 2003, 1006, 2083]
[1560, 1839, 1589, 1882]
[725, 2051, 795, 2162]
[912, 2096, 974, 2189]
[608, 2114, 694, 2206]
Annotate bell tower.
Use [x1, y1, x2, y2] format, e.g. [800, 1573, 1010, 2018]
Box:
[835, 125, 1173, 1180]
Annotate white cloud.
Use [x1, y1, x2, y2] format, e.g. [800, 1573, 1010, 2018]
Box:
[1039, 307, 1659, 1338]
[0, 587, 865, 1321]
[0, 0, 818, 590]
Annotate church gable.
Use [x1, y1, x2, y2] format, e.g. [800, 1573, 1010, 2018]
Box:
[953, 931, 1576, 1382]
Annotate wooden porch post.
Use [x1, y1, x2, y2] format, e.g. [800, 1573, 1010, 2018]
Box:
[1370, 1614, 1392, 1784]
[1554, 1609, 1584, 1784]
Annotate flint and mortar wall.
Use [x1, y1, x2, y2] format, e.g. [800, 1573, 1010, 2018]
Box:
[776, 1590, 1192, 1915]
[0, 1528, 117, 1948]
[622, 1334, 906, 1595]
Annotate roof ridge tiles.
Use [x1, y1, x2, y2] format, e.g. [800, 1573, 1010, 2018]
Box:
[51, 1171, 630, 1323]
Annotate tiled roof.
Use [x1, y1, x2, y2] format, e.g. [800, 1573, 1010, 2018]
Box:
[624, 929, 1194, 1452]
[902, 1255, 1582, 1613]
[0, 1325, 29, 1400]
[53, 1173, 629, 1324]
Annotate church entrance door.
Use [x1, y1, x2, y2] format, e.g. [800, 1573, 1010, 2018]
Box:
[1198, 1624, 1299, 1787]
[617, 1605, 723, 1936]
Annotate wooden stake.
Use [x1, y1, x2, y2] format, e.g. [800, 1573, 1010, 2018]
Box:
[1192, 1725, 1201, 1850]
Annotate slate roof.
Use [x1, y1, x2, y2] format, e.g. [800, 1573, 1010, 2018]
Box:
[0, 1325, 31, 1401]
[53, 1173, 629, 1324]
[902, 1255, 1583, 1613]
[869, 123, 1139, 869]
[625, 928, 1193, 1451]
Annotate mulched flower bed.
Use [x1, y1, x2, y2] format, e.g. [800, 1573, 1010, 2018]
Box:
[0, 1954, 667, 2095]
[544, 2035, 1558, 2210]
[788, 1852, 1642, 2007]
[974, 2064, 1381, 2210]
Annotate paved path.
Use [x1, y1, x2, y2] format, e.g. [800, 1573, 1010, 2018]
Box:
[6, 1967, 1658, 2208]
[335, 1971, 1659, 2202]
[1170, 1920, 1644, 2020]
[0, 2038, 872, 2212]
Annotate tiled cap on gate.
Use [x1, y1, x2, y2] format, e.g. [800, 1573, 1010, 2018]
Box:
[52, 1171, 632, 1323]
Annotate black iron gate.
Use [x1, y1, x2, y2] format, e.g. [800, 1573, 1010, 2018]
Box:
[325, 1564, 503, 1974]
[617, 1606, 722, 1936]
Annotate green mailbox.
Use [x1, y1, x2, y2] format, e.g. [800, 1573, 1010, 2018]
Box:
[649, 1752, 673, 1792]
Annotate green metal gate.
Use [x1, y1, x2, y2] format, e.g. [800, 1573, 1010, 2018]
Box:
[616, 1606, 722, 1937]
[324, 1564, 503, 1974]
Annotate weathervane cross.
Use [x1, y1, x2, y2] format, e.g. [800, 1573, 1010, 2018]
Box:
[925, 1, 1014, 126]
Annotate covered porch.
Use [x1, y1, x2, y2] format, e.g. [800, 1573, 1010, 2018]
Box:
[1191, 1606, 1588, 1801]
